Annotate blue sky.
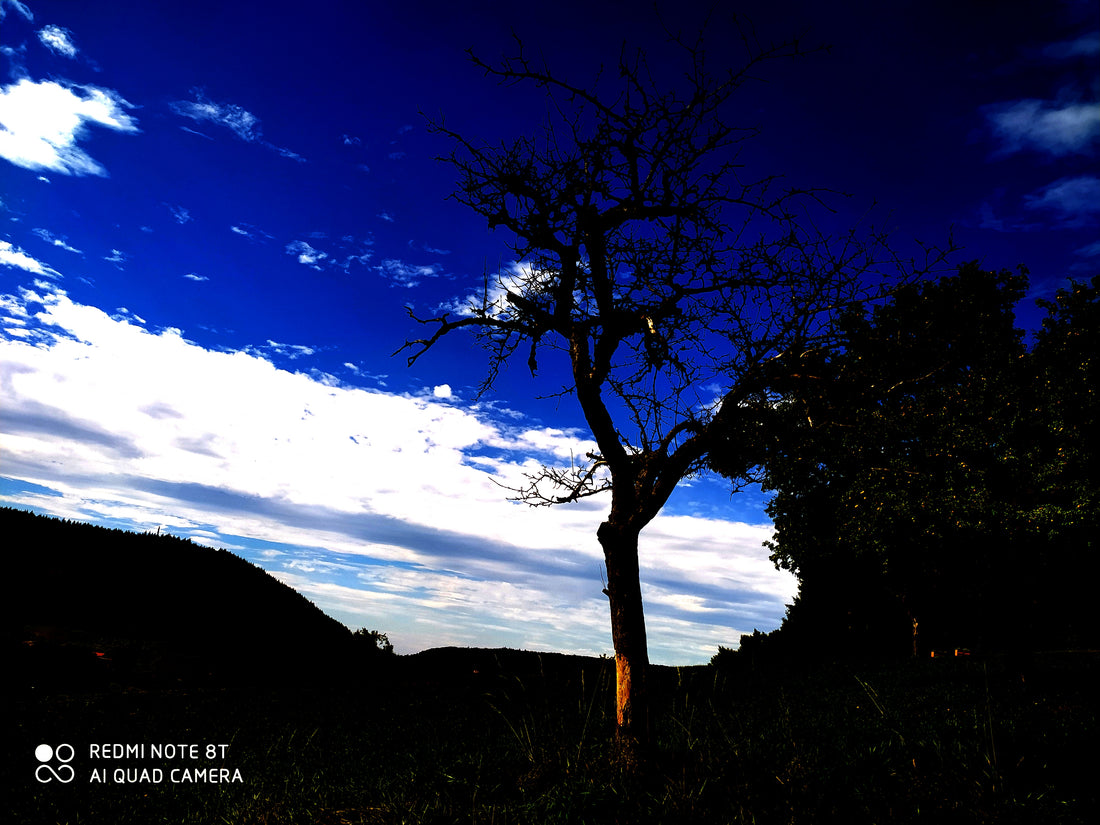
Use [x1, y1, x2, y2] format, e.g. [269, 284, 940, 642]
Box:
[1, 0, 1097, 664]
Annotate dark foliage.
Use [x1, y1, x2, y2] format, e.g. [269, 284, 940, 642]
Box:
[728, 266, 1098, 661]
[1, 507, 371, 691]
[352, 628, 395, 660]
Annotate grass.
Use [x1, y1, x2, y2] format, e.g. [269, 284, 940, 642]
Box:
[6, 651, 1097, 824]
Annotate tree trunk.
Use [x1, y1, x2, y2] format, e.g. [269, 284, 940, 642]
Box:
[598, 520, 651, 758]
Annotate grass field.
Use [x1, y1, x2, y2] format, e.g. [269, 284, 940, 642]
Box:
[6, 650, 1097, 824]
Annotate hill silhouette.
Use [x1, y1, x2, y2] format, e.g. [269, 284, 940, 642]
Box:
[2, 507, 368, 691]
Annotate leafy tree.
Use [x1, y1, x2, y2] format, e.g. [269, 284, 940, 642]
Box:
[1018, 275, 1099, 645]
[353, 628, 395, 658]
[757, 265, 1098, 655]
[400, 26, 947, 752]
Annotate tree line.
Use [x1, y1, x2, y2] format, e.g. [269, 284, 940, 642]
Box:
[720, 266, 1097, 662]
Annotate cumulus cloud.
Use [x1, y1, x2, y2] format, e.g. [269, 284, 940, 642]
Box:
[286, 240, 328, 269]
[984, 99, 1100, 157]
[0, 79, 138, 175]
[37, 25, 77, 58]
[0, 285, 794, 663]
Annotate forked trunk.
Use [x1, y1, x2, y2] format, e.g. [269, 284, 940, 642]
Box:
[598, 521, 651, 758]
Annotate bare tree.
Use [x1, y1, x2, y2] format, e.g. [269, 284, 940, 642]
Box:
[399, 24, 948, 756]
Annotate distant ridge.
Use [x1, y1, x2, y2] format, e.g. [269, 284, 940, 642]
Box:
[2, 507, 365, 691]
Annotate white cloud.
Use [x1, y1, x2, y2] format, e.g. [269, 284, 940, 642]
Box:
[339, 251, 373, 270]
[984, 99, 1100, 156]
[0, 286, 794, 663]
[0, 79, 139, 175]
[286, 240, 328, 269]
[432, 384, 453, 399]
[183, 273, 209, 282]
[170, 90, 302, 160]
[229, 222, 273, 242]
[171, 91, 261, 142]
[179, 125, 213, 140]
[32, 228, 82, 254]
[0, 240, 61, 278]
[103, 248, 128, 267]
[441, 261, 532, 318]
[37, 25, 77, 58]
[254, 339, 316, 360]
[273, 145, 306, 162]
[377, 258, 441, 288]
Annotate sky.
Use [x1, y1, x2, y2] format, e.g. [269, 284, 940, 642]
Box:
[1, 0, 1097, 665]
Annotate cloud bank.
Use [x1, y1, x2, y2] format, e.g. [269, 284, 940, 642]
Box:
[0, 274, 794, 664]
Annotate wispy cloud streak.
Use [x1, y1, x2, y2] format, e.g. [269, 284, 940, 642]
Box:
[170, 90, 304, 161]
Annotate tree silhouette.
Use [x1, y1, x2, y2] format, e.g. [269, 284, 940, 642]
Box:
[353, 628, 395, 658]
[755, 266, 1099, 655]
[400, 23, 949, 754]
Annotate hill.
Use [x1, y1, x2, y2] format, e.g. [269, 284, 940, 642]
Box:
[1, 507, 366, 691]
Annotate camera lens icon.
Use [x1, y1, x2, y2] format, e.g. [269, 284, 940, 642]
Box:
[35, 743, 75, 783]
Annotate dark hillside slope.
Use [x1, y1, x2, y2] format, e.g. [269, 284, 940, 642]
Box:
[2, 507, 364, 690]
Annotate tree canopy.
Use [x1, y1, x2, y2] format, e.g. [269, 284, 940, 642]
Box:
[751, 265, 1098, 657]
